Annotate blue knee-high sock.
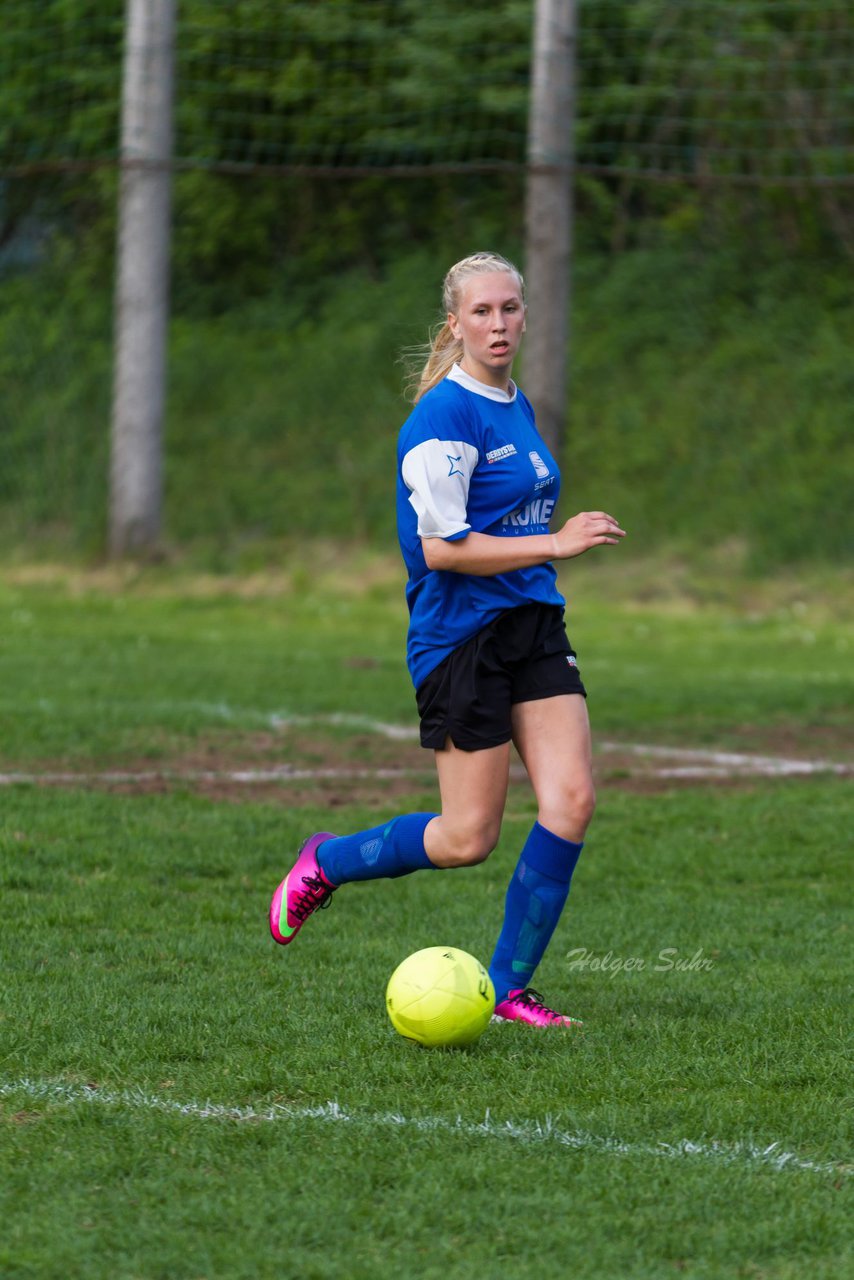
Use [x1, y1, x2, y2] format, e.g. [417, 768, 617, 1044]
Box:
[316, 813, 438, 886]
[489, 822, 583, 1004]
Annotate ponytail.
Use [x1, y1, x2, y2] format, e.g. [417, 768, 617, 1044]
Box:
[406, 322, 463, 404]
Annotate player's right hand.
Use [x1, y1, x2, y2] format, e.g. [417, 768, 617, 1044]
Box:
[551, 511, 626, 560]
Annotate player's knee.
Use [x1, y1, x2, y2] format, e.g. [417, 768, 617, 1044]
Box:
[575, 780, 597, 830]
[444, 817, 501, 867]
[542, 779, 596, 840]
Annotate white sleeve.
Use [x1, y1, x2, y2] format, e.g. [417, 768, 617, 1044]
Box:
[401, 438, 480, 540]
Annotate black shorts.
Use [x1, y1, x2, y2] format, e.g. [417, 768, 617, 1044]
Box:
[415, 602, 586, 752]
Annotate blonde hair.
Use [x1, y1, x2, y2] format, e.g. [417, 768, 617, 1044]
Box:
[405, 251, 526, 403]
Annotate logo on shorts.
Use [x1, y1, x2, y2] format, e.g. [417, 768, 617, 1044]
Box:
[529, 450, 550, 479]
[566, 655, 578, 668]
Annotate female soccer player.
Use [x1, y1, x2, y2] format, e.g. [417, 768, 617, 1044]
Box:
[270, 251, 625, 1027]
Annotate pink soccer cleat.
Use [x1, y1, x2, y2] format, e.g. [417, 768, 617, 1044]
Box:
[269, 832, 337, 946]
[493, 987, 584, 1029]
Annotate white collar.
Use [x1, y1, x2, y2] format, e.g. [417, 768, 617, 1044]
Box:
[447, 362, 517, 403]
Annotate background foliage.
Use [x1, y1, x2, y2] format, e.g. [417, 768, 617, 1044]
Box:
[1, 0, 852, 566]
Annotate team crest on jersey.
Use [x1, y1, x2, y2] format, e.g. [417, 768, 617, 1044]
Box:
[529, 450, 550, 479]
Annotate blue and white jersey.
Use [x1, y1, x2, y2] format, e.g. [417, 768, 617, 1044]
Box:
[397, 364, 565, 688]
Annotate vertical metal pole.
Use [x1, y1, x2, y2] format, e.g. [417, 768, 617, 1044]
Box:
[109, 0, 176, 558]
[524, 0, 576, 461]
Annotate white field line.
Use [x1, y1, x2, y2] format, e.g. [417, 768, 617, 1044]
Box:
[0, 739, 849, 788]
[596, 741, 852, 779]
[217, 709, 854, 777]
[1, 708, 849, 783]
[1, 1078, 846, 1179]
[0, 765, 416, 786]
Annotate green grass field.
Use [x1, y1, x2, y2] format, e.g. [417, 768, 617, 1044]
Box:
[1, 557, 851, 1279]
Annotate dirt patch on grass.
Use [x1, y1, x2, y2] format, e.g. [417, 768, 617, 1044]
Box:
[1, 722, 850, 806]
[714, 721, 853, 760]
[4, 1110, 43, 1126]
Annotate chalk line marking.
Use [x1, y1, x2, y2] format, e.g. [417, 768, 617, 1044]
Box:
[0, 765, 416, 786]
[19, 698, 850, 777]
[0, 740, 848, 788]
[1, 706, 849, 784]
[1, 1078, 846, 1179]
[596, 742, 851, 779]
[176, 707, 854, 777]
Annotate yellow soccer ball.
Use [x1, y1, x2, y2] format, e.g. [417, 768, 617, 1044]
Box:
[386, 946, 496, 1048]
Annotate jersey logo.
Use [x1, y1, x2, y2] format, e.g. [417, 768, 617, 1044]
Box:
[502, 497, 556, 528]
[446, 454, 464, 477]
[529, 450, 550, 479]
[486, 444, 517, 464]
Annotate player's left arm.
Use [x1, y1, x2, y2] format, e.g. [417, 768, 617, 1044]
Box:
[422, 512, 626, 576]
